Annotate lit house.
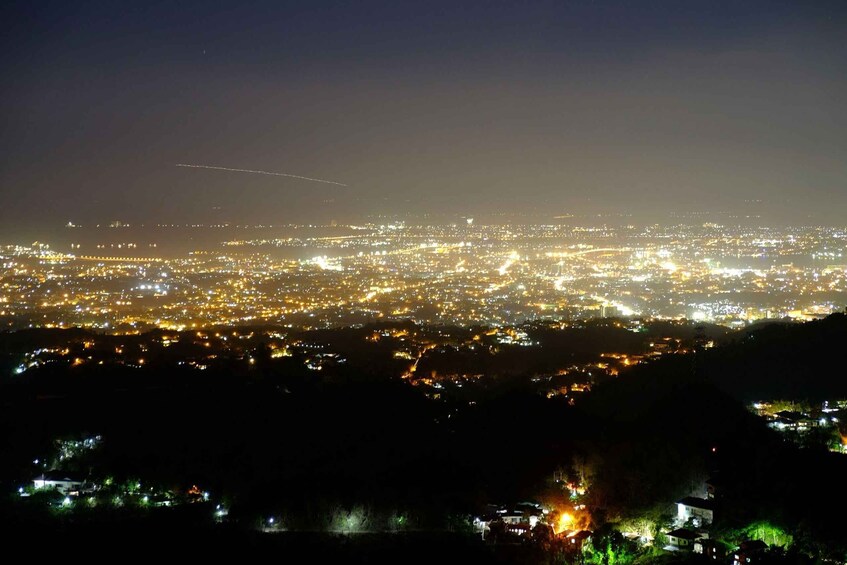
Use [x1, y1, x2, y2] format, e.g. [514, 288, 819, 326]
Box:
[566, 530, 593, 550]
[33, 472, 84, 495]
[666, 528, 700, 551]
[733, 540, 768, 565]
[676, 496, 714, 526]
[695, 538, 723, 559]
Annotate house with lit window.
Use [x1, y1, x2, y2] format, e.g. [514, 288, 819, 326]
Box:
[695, 537, 723, 559]
[676, 496, 714, 526]
[733, 540, 768, 565]
[666, 528, 700, 551]
[566, 529, 592, 549]
[473, 502, 546, 539]
[33, 472, 84, 495]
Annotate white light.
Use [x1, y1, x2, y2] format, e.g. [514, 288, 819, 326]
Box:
[660, 261, 677, 272]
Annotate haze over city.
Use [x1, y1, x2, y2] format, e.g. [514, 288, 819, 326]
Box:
[2, 0, 847, 233]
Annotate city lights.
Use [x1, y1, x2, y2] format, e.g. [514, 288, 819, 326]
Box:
[1, 223, 843, 332]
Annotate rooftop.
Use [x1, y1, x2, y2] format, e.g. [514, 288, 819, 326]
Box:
[677, 496, 714, 510]
[667, 528, 700, 540]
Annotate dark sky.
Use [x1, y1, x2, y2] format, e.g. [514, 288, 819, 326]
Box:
[2, 0, 846, 227]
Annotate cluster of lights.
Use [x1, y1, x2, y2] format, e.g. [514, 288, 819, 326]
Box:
[0, 224, 844, 331]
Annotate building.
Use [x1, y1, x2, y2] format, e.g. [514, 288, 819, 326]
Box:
[666, 528, 700, 551]
[676, 496, 714, 526]
[695, 538, 723, 559]
[733, 540, 768, 565]
[565, 530, 593, 549]
[694, 538, 726, 559]
[33, 472, 84, 495]
[474, 502, 546, 539]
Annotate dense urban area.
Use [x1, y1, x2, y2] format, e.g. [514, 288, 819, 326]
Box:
[2, 222, 845, 331]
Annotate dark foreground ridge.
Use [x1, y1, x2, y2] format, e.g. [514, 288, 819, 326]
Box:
[1, 314, 845, 562]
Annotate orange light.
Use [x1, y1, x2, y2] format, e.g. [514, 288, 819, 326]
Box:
[556, 512, 574, 534]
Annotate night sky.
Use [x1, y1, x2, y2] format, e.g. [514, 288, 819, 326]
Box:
[2, 1, 846, 227]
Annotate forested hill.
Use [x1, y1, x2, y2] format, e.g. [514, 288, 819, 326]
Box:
[608, 313, 847, 402]
[703, 312, 847, 401]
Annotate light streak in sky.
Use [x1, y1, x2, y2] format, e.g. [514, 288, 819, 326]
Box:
[176, 163, 348, 186]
